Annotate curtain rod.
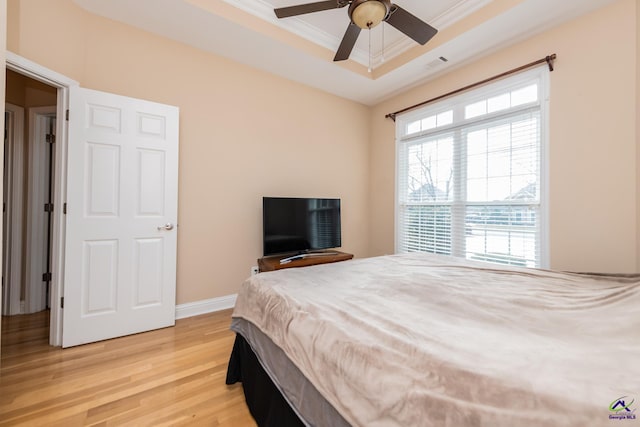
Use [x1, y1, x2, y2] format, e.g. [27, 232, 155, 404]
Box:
[385, 54, 556, 122]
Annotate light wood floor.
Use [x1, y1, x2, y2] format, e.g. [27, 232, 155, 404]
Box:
[0, 309, 256, 426]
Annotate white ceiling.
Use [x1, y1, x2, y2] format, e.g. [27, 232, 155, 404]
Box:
[73, 0, 616, 105]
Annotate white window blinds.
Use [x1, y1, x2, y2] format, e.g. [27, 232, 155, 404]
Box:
[396, 67, 548, 268]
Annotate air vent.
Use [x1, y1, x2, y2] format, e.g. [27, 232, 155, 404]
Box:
[425, 56, 449, 70]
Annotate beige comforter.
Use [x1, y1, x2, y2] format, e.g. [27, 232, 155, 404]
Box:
[232, 253, 640, 426]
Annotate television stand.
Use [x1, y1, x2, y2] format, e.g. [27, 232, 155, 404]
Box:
[279, 251, 342, 264]
[258, 251, 353, 272]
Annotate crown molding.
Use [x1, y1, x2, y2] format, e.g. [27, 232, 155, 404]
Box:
[431, 0, 492, 29]
[222, 0, 339, 50]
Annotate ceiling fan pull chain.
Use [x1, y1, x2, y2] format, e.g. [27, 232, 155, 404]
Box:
[381, 22, 385, 63]
[368, 23, 372, 73]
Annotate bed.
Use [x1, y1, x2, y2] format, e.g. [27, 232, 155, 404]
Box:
[226, 253, 640, 426]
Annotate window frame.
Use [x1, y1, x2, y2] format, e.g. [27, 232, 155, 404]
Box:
[395, 66, 550, 268]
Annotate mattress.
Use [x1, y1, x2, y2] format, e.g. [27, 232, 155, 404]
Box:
[231, 253, 640, 426]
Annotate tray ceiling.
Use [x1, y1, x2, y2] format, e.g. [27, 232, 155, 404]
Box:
[73, 0, 616, 105]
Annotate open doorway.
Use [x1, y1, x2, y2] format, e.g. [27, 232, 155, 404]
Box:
[2, 69, 57, 342]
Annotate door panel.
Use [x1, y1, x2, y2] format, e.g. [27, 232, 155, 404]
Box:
[133, 238, 163, 307]
[137, 149, 165, 216]
[86, 142, 120, 216]
[63, 87, 179, 348]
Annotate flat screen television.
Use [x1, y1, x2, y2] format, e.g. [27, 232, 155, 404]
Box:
[263, 197, 341, 256]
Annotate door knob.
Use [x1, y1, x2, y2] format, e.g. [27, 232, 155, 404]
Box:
[157, 223, 174, 231]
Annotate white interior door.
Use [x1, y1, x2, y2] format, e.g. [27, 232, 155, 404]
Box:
[63, 87, 179, 348]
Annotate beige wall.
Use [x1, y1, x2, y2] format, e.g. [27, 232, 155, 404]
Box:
[371, 0, 638, 273]
[6, 69, 56, 107]
[5, 0, 639, 312]
[7, 0, 371, 304]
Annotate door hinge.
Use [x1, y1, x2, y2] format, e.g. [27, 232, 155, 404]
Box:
[44, 203, 54, 213]
[45, 133, 56, 144]
[66, 109, 69, 121]
[60, 297, 64, 309]
[63, 203, 67, 214]
[42, 272, 52, 282]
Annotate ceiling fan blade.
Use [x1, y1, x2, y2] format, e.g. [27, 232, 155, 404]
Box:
[333, 23, 361, 61]
[385, 5, 438, 45]
[274, 1, 340, 18]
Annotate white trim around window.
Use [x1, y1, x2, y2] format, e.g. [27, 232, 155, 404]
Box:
[395, 66, 549, 268]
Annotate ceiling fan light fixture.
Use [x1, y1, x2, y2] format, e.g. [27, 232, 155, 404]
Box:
[349, 0, 390, 29]
[273, 0, 437, 62]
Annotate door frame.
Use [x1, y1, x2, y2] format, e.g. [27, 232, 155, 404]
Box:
[2, 102, 24, 315]
[24, 106, 56, 314]
[6, 51, 78, 346]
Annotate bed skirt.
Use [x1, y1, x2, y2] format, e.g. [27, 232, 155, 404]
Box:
[226, 334, 305, 427]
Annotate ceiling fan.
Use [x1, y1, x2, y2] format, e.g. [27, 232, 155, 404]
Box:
[274, 0, 438, 62]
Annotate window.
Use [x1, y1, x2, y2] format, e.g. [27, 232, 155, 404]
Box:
[396, 67, 548, 268]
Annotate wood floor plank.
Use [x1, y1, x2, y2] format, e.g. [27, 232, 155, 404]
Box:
[0, 309, 256, 426]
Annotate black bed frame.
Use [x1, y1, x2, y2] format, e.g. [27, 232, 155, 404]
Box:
[226, 334, 305, 427]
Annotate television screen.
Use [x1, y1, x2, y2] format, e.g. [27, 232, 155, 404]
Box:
[263, 197, 341, 256]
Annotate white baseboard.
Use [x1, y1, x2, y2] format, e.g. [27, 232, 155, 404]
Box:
[175, 294, 237, 320]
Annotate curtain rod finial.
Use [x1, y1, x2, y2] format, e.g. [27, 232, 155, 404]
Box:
[545, 54, 556, 72]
